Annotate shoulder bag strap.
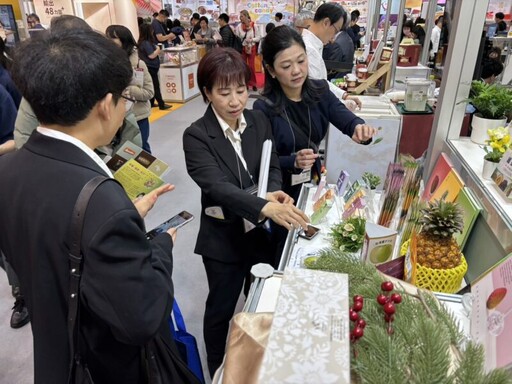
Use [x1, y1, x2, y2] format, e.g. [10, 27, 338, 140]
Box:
[67, 175, 110, 383]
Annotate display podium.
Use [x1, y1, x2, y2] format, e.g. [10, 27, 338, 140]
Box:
[159, 46, 200, 103]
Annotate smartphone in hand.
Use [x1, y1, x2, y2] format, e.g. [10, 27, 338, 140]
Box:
[298, 225, 320, 240]
[146, 211, 194, 240]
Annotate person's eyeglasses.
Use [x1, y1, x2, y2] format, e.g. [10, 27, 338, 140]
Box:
[117, 92, 136, 112]
[331, 22, 340, 34]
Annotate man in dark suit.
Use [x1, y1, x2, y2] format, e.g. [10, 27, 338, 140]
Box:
[183, 48, 309, 377]
[0, 29, 186, 383]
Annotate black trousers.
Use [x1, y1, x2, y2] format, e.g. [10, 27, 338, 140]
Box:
[201, 228, 274, 378]
[148, 66, 165, 108]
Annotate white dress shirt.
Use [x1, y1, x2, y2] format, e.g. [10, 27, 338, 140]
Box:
[37, 127, 114, 177]
[302, 28, 346, 100]
[211, 105, 249, 171]
[431, 25, 441, 54]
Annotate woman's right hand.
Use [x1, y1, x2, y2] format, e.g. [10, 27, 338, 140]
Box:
[294, 148, 318, 170]
[261, 201, 309, 231]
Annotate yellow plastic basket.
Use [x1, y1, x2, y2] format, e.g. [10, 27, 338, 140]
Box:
[401, 240, 468, 294]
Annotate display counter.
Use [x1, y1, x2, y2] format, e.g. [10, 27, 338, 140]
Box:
[445, 138, 512, 282]
[243, 183, 471, 340]
[159, 46, 200, 103]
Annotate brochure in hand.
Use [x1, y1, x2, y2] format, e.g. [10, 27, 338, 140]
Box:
[105, 141, 170, 200]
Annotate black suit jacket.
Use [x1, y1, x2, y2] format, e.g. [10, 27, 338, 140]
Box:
[183, 106, 282, 263]
[0, 132, 175, 384]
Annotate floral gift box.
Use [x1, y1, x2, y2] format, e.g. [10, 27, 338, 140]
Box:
[258, 268, 350, 383]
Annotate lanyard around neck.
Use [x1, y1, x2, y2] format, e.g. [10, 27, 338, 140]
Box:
[283, 104, 312, 155]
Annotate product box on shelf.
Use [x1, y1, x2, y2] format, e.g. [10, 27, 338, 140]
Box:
[491, 148, 512, 199]
[258, 268, 350, 383]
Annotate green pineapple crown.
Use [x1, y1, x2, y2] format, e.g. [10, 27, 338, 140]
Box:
[420, 199, 464, 238]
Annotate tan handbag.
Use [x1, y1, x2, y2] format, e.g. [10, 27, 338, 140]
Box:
[220, 312, 273, 384]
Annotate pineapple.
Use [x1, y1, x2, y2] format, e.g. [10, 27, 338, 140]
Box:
[416, 199, 464, 270]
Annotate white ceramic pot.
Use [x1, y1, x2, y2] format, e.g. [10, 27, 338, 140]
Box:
[471, 114, 507, 145]
[482, 159, 498, 180]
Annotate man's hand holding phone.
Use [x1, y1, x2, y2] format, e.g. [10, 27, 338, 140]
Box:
[167, 227, 177, 243]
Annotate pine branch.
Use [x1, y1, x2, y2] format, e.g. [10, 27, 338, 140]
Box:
[304, 249, 512, 383]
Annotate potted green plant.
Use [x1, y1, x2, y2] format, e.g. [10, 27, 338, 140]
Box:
[465, 80, 512, 144]
[482, 126, 511, 179]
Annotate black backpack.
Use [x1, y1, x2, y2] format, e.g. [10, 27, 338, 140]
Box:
[232, 29, 243, 53]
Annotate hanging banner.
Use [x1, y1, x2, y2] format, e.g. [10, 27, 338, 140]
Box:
[134, 0, 164, 18]
[235, 0, 295, 25]
[32, 0, 73, 26]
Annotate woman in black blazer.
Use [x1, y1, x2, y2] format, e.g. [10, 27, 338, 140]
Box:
[182, 48, 308, 378]
[253, 26, 376, 201]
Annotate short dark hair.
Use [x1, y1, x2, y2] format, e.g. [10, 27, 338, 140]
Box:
[496, 12, 505, 20]
[153, 12, 158, 18]
[199, 16, 209, 25]
[12, 30, 132, 127]
[159, 9, 169, 17]
[275, 12, 283, 20]
[137, 16, 144, 26]
[403, 20, 414, 30]
[351, 13, 358, 22]
[138, 23, 155, 45]
[415, 17, 425, 25]
[314, 3, 348, 30]
[351, 9, 360, 18]
[482, 60, 504, 79]
[28, 13, 40, 22]
[219, 13, 229, 23]
[192, 13, 200, 21]
[105, 25, 137, 57]
[197, 48, 250, 102]
[266, 22, 275, 34]
[261, 26, 325, 111]
[50, 15, 91, 33]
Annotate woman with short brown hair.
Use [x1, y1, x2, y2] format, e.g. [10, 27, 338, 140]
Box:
[183, 48, 308, 377]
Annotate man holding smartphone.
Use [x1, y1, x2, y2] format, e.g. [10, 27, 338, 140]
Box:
[0, 30, 197, 383]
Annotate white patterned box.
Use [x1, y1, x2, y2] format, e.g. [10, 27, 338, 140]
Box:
[258, 268, 350, 383]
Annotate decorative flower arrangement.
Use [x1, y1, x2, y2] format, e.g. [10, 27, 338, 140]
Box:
[330, 217, 366, 253]
[361, 172, 381, 190]
[484, 127, 511, 163]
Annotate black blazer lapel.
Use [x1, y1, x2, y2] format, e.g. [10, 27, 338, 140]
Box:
[204, 106, 252, 188]
[240, 111, 261, 184]
[24, 131, 109, 176]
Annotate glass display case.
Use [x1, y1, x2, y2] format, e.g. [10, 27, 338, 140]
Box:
[159, 46, 200, 102]
[425, 1, 512, 283]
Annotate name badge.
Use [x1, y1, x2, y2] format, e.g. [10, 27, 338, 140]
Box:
[291, 169, 311, 186]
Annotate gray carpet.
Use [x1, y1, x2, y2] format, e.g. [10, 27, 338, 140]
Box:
[0, 95, 255, 383]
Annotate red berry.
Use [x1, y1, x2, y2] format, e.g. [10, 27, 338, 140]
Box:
[353, 295, 364, 303]
[391, 293, 402, 304]
[381, 281, 394, 292]
[384, 313, 395, 322]
[377, 294, 388, 305]
[352, 326, 364, 338]
[357, 319, 367, 329]
[352, 301, 363, 312]
[350, 311, 360, 322]
[383, 302, 396, 315]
